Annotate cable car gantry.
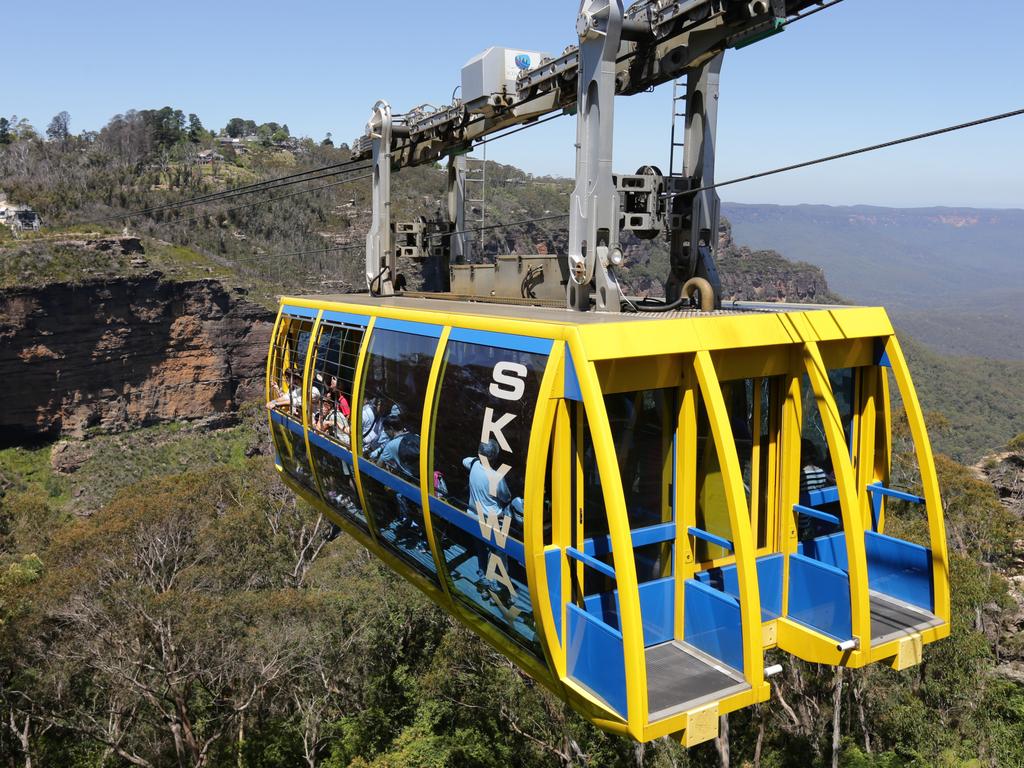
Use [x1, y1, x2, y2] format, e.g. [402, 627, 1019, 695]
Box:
[266, 0, 950, 747]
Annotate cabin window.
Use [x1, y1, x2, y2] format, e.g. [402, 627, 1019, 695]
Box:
[711, 377, 781, 553]
[798, 367, 855, 540]
[268, 313, 316, 490]
[876, 366, 928, 545]
[307, 321, 367, 530]
[694, 385, 734, 564]
[605, 388, 675, 583]
[429, 339, 549, 656]
[570, 406, 615, 597]
[359, 327, 440, 578]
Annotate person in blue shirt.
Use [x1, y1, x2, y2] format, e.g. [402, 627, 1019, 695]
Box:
[464, 440, 524, 579]
[464, 440, 512, 519]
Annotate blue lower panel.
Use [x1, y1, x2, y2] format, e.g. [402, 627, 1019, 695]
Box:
[684, 580, 744, 672]
[865, 531, 934, 612]
[694, 554, 784, 621]
[545, 547, 562, 642]
[567, 603, 627, 717]
[799, 531, 849, 571]
[581, 578, 674, 647]
[788, 553, 852, 641]
[638, 578, 675, 647]
[583, 590, 621, 630]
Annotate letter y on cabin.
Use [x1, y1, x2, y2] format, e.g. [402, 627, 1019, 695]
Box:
[475, 361, 527, 549]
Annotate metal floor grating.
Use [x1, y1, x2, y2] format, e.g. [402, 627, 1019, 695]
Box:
[869, 591, 943, 645]
[645, 641, 749, 721]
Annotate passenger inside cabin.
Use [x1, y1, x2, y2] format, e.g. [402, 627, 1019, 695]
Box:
[464, 440, 525, 577]
[378, 432, 429, 550]
[362, 397, 383, 454]
[315, 396, 350, 446]
[267, 369, 317, 415]
[799, 438, 837, 540]
[799, 438, 832, 502]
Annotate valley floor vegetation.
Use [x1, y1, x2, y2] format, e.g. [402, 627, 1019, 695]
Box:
[0, 413, 1022, 767]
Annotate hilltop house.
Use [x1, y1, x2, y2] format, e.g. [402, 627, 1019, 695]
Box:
[0, 194, 42, 233]
[197, 149, 224, 165]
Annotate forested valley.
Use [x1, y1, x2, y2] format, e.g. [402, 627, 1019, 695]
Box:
[1, 109, 1022, 767]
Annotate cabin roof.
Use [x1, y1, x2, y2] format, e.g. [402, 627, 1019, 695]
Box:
[281, 293, 894, 361]
[290, 293, 855, 325]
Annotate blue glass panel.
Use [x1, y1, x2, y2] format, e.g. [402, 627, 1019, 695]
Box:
[694, 553, 783, 621]
[564, 351, 582, 401]
[787, 553, 853, 641]
[281, 304, 318, 319]
[321, 310, 369, 327]
[448, 327, 553, 355]
[374, 317, 443, 338]
[429, 338, 549, 658]
[757, 554, 784, 619]
[684, 579, 744, 672]
[359, 328, 440, 580]
[582, 590, 621, 629]
[865, 531, 934, 612]
[578, 578, 673, 648]
[566, 604, 627, 717]
[873, 338, 892, 368]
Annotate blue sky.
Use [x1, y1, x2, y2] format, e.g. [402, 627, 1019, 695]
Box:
[8, 0, 1024, 208]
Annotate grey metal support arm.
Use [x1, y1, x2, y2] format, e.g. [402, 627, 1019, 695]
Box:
[447, 154, 470, 265]
[668, 53, 724, 308]
[366, 100, 395, 295]
[568, 0, 625, 313]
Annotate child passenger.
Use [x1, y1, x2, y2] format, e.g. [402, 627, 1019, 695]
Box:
[315, 396, 351, 447]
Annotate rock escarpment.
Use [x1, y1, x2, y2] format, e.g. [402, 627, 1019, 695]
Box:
[1, 276, 273, 442]
[716, 218, 835, 303]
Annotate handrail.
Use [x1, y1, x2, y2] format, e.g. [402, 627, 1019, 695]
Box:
[565, 546, 617, 580]
[582, 522, 676, 557]
[793, 503, 841, 527]
[867, 482, 925, 505]
[687, 526, 734, 552]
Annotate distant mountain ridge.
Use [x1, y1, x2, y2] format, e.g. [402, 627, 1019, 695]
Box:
[722, 202, 1024, 361]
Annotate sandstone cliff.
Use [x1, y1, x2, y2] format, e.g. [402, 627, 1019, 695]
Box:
[716, 218, 835, 303]
[0, 275, 273, 443]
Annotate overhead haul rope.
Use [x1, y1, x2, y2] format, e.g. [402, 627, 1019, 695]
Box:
[156, 172, 374, 229]
[429, 107, 1024, 242]
[669, 106, 1024, 199]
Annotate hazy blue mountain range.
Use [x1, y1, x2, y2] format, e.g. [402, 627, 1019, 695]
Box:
[722, 203, 1024, 361]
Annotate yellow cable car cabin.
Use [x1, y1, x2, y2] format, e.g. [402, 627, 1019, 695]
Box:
[265, 295, 950, 745]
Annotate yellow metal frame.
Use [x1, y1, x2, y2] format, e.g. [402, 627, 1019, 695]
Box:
[884, 337, 950, 626]
[267, 295, 950, 741]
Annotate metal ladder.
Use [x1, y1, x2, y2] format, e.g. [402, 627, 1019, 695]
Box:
[465, 145, 486, 260]
[668, 76, 687, 180]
